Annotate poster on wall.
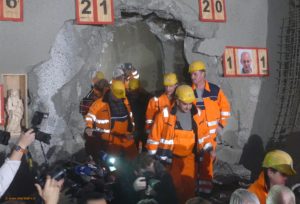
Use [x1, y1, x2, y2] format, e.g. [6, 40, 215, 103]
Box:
[223, 46, 269, 77]
[0, 0, 23, 22]
[76, 0, 114, 25]
[199, 0, 226, 22]
[0, 85, 4, 125]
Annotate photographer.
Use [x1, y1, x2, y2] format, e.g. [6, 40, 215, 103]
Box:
[35, 176, 64, 204]
[0, 129, 35, 197]
[132, 153, 177, 204]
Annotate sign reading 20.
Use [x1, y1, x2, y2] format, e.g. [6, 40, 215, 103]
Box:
[199, 0, 226, 22]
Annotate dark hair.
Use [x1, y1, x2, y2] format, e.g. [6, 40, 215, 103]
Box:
[94, 79, 109, 93]
[78, 192, 106, 204]
[132, 153, 154, 171]
[264, 168, 278, 190]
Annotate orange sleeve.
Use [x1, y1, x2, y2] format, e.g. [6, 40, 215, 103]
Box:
[146, 112, 164, 155]
[197, 110, 213, 151]
[217, 89, 231, 127]
[85, 100, 101, 128]
[145, 97, 158, 130]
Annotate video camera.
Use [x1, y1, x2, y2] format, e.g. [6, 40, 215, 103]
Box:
[35, 152, 117, 202]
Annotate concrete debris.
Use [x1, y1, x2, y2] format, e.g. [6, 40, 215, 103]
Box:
[213, 159, 251, 185]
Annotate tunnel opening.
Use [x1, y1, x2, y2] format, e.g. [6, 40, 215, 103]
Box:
[28, 13, 189, 164]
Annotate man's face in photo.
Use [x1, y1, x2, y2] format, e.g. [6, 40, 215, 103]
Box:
[240, 52, 252, 73]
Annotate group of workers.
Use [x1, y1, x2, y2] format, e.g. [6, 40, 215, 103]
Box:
[81, 61, 296, 204]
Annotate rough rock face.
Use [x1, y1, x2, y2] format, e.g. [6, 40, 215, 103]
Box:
[28, 19, 166, 163]
[27, 0, 271, 181]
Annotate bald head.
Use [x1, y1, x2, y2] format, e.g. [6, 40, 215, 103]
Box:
[240, 52, 252, 73]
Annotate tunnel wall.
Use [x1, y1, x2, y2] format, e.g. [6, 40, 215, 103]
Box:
[0, 0, 291, 174]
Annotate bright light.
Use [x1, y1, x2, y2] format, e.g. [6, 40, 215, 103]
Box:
[108, 157, 116, 164]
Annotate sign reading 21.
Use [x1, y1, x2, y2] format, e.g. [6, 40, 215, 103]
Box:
[76, 0, 114, 25]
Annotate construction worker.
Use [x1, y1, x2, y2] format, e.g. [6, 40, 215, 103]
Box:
[85, 80, 137, 160]
[112, 67, 126, 83]
[189, 60, 231, 194]
[80, 71, 109, 116]
[122, 62, 140, 80]
[92, 71, 105, 85]
[127, 79, 151, 152]
[145, 73, 178, 138]
[111, 63, 140, 89]
[248, 150, 296, 204]
[155, 85, 212, 204]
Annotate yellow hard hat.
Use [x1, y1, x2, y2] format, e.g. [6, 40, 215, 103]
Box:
[262, 150, 296, 176]
[188, 61, 206, 73]
[92, 71, 105, 83]
[129, 78, 140, 91]
[175, 85, 195, 103]
[111, 80, 126, 99]
[163, 73, 178, 86]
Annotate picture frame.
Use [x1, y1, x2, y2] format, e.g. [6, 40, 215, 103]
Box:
[2, 74, 28, 128]
[0, 0, 24, 22]
[223, 46, 269, 77]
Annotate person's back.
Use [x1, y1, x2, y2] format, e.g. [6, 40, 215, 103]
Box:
[266, 185, 295, 204]
[127, 79, 152, 151]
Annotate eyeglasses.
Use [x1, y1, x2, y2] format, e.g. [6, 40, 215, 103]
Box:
[242, 60, 251, 63]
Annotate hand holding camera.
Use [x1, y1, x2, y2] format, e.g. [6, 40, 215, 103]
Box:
[35, 175, 64, 204]
[17, 128, 35, 149]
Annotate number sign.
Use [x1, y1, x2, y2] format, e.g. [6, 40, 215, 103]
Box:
[199, 0, 226, 22]
[223, 46, 269, 77]
[0, 0, 23, 21]
[76, 0, 114, 25]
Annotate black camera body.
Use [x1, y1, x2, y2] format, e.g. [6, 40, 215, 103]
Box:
[0, 130, 11, 145]
[30, 111, 51, 145]
[143, 171, 160, 190]
[35, 166, 67, 187]
[0, 111, 51, 146]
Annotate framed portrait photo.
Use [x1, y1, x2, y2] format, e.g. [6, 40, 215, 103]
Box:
[223, 46, 269, 77]
[235, 48, 258, 76]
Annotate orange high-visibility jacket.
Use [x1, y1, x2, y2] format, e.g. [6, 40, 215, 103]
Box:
[154, 105, 211, 162]
[248, 172, 268, 204]
[85, 91, 134, 142]
[145, 93, 173, 131]
[192, 81, 230, 137]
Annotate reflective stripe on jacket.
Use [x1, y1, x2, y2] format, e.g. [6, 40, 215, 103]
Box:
[85, 91, 134, 142]
[192, 81, 231, 137]
[154, 105, 211, 162]
[145, 93, 173, 131]
[248, 172, 268, 204]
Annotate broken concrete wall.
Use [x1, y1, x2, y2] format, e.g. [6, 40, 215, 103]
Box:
[27, 19, 164, 163]
[0, 0, 291, 180]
